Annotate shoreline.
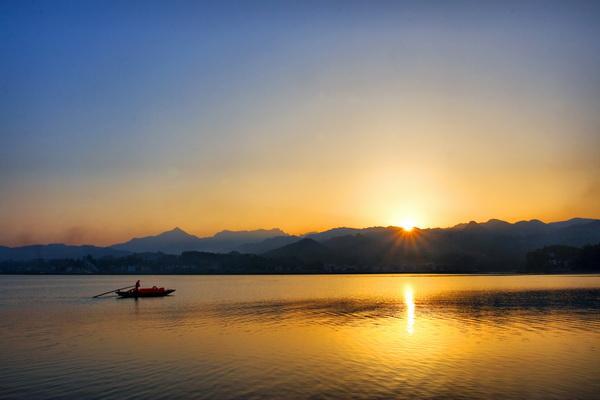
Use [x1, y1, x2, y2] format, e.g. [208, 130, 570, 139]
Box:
[1, 272, 599, 276]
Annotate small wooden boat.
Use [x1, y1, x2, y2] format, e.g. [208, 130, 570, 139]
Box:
[116, 287, 175, 298]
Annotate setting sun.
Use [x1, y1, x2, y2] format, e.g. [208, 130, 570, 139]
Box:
[400, 218, 416, 232]
[389, 213, 421, 232]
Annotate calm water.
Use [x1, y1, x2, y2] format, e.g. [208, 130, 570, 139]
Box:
[1, 275, 599, 399]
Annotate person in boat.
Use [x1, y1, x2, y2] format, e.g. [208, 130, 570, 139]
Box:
[134, 280, 141, 294]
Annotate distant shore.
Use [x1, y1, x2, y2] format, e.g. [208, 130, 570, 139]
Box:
[2, 272, 599, 276]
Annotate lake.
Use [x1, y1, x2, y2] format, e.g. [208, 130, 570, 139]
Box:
[1, 274, 599, 399]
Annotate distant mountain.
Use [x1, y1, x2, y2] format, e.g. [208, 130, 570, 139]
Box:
[260, 218, 600, 272]
[213, 228, 286, 241]
[547, 218, 598, 230]
[453, 219, 515, 232]
[1, 218, 599, 266]
[111, 227, 288, 254]
[549, 220, 600, 247]
[264, 238, 333, 263]
[301, 226, 392, 242]
[452, 217, 597, 233]
[512, 219, 547, 235]
[237, 227, 394, 255]
[237, 235, 300, 254]
[450, 218, 600, 247]
[304, 227, 364, 241]
[205, 229, 288, 252]
[111, 227, 203, 254]
[0, 227, 290, 260]
[0, 244, 129, 261]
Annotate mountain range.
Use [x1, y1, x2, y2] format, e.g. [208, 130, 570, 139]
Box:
[1, 219, 600, 267]
[0, 228, 287, 261]
[111, 227, 287, 254]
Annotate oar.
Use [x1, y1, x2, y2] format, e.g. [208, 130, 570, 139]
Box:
[93, 285, 135, 298]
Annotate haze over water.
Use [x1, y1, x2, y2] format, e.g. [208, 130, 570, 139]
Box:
[1, 275, 599, 399]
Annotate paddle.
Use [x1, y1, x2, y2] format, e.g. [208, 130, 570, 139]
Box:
[93, 285, 135, 298]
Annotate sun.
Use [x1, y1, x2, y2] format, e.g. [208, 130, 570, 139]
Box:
[400, 220, 415, 232]
[399, 218, 416, 232]
[389, 212, 419, 232]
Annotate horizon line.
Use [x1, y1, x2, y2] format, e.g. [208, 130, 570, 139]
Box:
[2, 216, 598, 248]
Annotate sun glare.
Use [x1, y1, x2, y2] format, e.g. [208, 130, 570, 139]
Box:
[400, 218, 416, 232]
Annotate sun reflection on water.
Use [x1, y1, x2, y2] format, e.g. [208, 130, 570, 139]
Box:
[404, 285, 415, 335]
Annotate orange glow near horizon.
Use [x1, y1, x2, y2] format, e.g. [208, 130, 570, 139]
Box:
[389, 213, 419, 232]
[400, 218, 416, 232]
[1, 211, 599, 247]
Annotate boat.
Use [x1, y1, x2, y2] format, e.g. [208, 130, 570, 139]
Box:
[116, 287, 175, 298]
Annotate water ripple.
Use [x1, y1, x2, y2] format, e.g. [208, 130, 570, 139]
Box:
[1, 275, 599, 399]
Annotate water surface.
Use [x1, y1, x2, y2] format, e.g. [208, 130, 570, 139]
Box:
[1, 274, 599, 399]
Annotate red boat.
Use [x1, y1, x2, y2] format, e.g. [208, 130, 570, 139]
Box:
[116, 286, 175, 298]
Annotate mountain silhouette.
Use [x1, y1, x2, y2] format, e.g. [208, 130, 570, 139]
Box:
[111, 227, 203, 254]
[257, 218, 600, 272]
[264, 238, 333, 263]
[1, 219, 599, 267]
[111, 227, 288, 254]
[237, 235, 300, 254]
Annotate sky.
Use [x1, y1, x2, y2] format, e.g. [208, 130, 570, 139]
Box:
[1, 0, 600, 246]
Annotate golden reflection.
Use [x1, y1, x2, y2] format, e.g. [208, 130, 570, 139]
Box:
[404, 285, 415, 335]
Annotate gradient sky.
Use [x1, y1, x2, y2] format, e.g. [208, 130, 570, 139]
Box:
[1, 0, 600, 246]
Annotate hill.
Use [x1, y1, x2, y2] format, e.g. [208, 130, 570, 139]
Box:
[111, 227, 203, 254]
[111, 227, 288, 254]
[264, 238, 333, 264]
[258, 218, 600, 272]
[1, 218, 599, 269]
